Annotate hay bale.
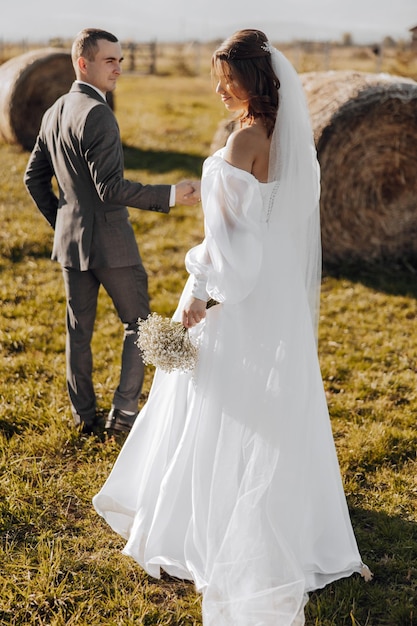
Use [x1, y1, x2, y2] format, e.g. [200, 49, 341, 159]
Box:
[301, 70, 417, 266]
[0, 48, 74, 150]
[0, 48, 114, 151]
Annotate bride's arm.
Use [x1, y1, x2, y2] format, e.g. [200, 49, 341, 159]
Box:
[184, 154, 264, 307]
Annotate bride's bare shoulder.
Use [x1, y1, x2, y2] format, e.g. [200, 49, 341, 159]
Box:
[223, 124, 270, 180]
[223, 126, 266, 174]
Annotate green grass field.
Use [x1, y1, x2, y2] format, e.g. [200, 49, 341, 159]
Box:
[0, 70, 416, 625]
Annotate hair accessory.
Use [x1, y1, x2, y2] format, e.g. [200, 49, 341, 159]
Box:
[260, 41, 273, 54]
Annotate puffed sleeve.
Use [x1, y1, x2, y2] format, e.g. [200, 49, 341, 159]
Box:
[185, 155, 264, 305]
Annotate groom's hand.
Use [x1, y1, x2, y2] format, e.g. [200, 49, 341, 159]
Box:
[175, 180, 201, 206]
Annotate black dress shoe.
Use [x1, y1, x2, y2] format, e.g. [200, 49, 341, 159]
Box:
[105, 408, 137, 433]
[79, 421, 96, 435]
[77, 414, 101, 435]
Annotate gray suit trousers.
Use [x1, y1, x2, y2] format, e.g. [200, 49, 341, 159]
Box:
[62, 263, 150, 425]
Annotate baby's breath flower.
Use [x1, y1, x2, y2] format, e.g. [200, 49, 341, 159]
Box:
[136, 313, 198, 373]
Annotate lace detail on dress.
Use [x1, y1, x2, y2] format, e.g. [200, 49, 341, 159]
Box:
[261, 180, 280, 223]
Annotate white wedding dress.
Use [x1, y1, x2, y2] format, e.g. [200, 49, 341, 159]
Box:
[93, 149, 367, 626]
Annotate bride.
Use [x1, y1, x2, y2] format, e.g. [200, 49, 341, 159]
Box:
[93, 29, 371, 625]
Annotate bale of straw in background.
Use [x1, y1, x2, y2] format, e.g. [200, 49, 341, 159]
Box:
[301, 70, 417, 267]
[0, 48, 114, 151]
[211, 71, 417, 267]
[0, 49, 74, 151]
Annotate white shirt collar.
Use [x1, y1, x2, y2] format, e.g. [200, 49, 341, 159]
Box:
[75, 80, 107, 102]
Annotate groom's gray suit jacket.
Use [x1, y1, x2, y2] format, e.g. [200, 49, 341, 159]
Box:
[24, 82, 171, 271]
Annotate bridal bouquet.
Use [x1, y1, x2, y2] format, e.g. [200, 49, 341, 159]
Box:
[136, 300, 218, 374]
[136, 313, 198, 373]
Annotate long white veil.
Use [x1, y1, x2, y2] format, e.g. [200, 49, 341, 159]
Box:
[268, 46, 322, 337]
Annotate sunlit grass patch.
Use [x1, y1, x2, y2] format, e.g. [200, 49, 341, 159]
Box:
[1, 73, 417, 625]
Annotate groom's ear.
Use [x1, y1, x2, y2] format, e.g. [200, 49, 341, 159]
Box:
[76, 56, 88, 77]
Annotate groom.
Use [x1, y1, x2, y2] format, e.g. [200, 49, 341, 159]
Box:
[24, 28, 200, 434]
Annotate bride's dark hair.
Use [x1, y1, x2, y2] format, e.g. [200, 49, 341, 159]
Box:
[212, 29, 280, 137]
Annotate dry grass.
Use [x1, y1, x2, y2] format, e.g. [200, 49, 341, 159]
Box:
[0, 70, 416, 625]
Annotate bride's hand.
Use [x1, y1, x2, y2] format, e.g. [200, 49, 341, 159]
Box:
[182, 298, 207, 328]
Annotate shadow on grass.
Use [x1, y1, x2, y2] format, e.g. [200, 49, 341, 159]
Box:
[122, 144, 205, 178]
[324, 259, 417, 299]
[307, 505, 417, 626]
[0, 408, 53, 440]
[0, 242, 53, 264]
[0, 417, 25, 439]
